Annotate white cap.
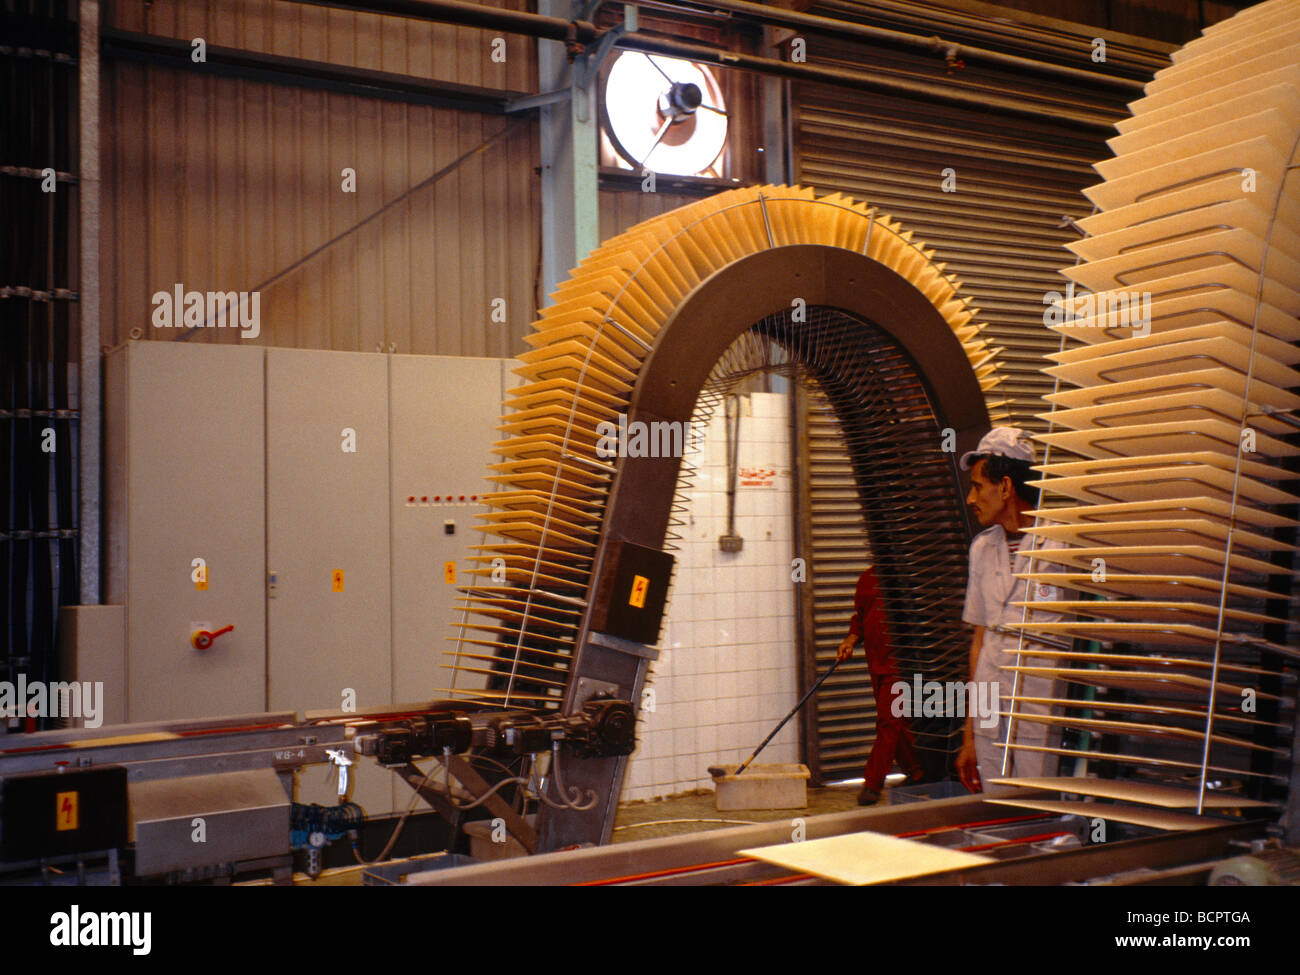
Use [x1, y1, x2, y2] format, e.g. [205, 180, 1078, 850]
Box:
[959, 426, 1035, 471]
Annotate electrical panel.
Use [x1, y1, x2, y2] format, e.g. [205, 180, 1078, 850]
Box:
[390, 355, 504, 708]
[105, 342, 267, 722]
[266, 348, 393, 813]
[103, 341, 507, 816]
[590, 539, 675, 645]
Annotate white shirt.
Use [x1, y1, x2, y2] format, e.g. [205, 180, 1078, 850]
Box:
[962, 523, 1067, 733]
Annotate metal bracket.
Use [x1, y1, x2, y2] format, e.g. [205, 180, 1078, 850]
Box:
[506, 88, 573, 113]
[574, 676, 622, 707]
[587, 630, 660, 661]
[1057, 214, 1087, 238]
[577, 22, 627, 88]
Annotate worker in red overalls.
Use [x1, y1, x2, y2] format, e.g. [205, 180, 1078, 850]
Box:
[836, 565, 924, 805]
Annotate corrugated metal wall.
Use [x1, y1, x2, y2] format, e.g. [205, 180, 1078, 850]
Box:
[96, 0, 1220, 361]
[101, 0, 541, 355]
[110, 0, 537, 87]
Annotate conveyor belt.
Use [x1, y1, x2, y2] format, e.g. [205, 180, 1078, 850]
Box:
[404, 792, 1267, 886]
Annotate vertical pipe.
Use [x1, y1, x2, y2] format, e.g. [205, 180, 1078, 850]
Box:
[52, 35, 76, 631]
[1, 30, 13, 673]
[78, 0, 101, 605]
[789, 373, 822, 783]
[34, 15, 56, 690]
[760, 28, 784, 186]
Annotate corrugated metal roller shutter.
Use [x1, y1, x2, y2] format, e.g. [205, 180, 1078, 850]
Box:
[788, 10, 1168, 778]
[793, 16, 1149, 432]
[795, 380, 877, 783]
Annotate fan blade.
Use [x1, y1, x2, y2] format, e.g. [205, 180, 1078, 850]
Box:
[642, 117, 672, 165]
[646, 54, 675, 85]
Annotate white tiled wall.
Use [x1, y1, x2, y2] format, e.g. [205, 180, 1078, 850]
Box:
[621, 391, 800, 802]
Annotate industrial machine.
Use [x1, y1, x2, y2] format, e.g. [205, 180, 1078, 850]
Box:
[1, 0, 1296, 886]
[0, 699, 635, 884]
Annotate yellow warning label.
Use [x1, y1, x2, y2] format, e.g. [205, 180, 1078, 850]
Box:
[332, 569, 344, 593]
[444, 562, 457, 585]
[629, 574, 649, 609]
[56, 791, 78, 831]
[194, 569, 208, 592]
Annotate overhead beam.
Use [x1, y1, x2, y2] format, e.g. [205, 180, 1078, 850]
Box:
[101, 28, 526, 114]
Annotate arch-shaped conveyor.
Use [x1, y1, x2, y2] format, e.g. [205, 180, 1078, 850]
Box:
[441, 186, 1009, 847]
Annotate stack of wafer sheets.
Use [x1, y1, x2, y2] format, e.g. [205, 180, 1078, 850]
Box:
[987, 776, 1276, 832]
[1001, 0, 1299, 815]
[441, 186, 1006, 707]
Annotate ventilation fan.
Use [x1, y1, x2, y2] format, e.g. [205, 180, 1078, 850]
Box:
[601, 52, 728, 177]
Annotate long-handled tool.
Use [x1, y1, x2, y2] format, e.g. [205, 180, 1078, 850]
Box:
[709, 657, 843, 778]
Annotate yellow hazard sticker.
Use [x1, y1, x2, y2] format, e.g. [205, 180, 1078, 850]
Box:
[444, 562, 457, 585]
[56, 791, 78, 831]
[332, 569, 344, 593]
[629, 574, 649, 609]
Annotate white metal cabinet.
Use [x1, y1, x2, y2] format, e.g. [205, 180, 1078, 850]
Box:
[389, 355, 506, 708]
[266, 348, 393, 813]
[105, 342, 267, 722]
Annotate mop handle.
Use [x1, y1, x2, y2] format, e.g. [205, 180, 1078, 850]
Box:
[733, 657, 843, 777]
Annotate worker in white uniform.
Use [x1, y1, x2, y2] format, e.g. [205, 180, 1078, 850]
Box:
[954, 427, 1065, 795]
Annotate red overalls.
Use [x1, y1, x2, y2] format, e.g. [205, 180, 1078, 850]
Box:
[850, 567, 922, 791]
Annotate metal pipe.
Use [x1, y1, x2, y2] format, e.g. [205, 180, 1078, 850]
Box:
[282, 0, 1120, 130]
[78, 0, 101, 605]
[280, 0, 600, 44]
[615, 33, 1116, 130]
[609, 0, 1147, 91]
